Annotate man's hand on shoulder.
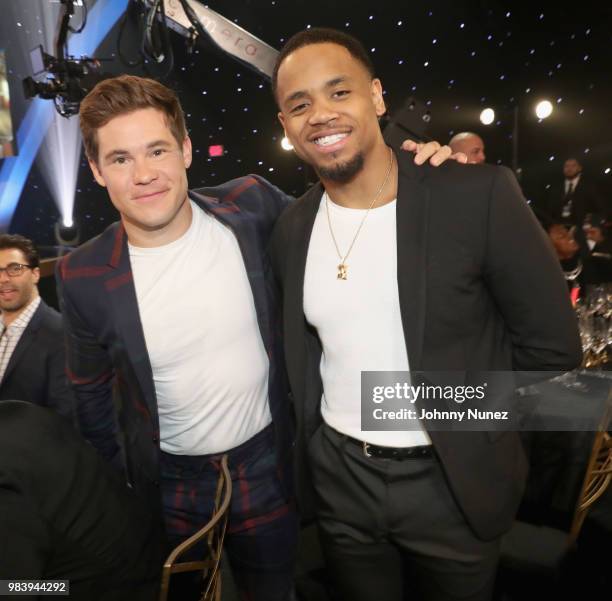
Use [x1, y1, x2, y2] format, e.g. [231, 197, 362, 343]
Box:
[401, 139, 468, 166]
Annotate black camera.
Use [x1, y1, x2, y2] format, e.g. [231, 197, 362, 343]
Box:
[22, 44, 103, 116]
[21, 0, 106, 117]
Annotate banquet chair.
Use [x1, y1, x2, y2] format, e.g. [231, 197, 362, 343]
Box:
[159, 454, 232, 601]
[568, 430, 612, 545]
[498, 428, 612, 593]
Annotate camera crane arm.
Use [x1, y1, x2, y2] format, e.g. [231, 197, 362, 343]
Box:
[142, 0, 278, 79]
[144, 1, 430, 143]
[55, 0, 75, 60]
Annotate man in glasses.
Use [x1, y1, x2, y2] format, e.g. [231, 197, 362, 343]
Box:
[0, 234, 74, 420]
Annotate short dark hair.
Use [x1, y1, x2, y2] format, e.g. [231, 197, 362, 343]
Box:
[272, 27, 375, 104]
[80, 75, 187, 164]
[0, 234, 40, 268]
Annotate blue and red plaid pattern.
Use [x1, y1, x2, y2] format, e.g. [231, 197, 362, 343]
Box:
[161, 424, 298, 601]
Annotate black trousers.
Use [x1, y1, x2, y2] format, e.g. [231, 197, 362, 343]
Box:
[308, 424, 500, 601]
[0, 401, 164, 601]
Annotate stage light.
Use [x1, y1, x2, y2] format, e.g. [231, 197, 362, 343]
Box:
[38, 112, 81, 233]
[281, 136, 293, 151]
[0, 0, 127, 231]
[54, 219, 79, 247]
[535, 100, 553, 119]
[479, 108, 495, 125]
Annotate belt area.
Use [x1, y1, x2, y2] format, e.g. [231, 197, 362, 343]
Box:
[343, 433, 435, 460]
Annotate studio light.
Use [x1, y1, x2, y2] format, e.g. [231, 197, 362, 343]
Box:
[535, 100, 553, 119]
[479, 108, 495, 125]
[38, 111, 81, 234]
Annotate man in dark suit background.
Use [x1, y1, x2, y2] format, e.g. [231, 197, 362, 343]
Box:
[270, 28, 582, 601]
[0, 234, 73, 420]
[544, 157, 606, 229]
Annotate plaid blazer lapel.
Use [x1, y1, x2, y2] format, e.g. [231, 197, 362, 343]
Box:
[103, 225, 157, 420]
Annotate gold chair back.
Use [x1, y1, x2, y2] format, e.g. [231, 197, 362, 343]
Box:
[568, 430, 612, 545]
[159, 454, 232, 601]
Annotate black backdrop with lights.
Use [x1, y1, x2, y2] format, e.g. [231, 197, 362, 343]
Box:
[1, 0, 612, 246]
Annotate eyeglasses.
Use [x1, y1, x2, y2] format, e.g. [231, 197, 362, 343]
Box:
[0, 263, 35, 277]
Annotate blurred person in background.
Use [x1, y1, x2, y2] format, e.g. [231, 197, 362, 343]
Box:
[0, 401, 163, 601]
[449, 132, 486, 164]
[0, 234, 74, 420]
[543, 158, 607, 228]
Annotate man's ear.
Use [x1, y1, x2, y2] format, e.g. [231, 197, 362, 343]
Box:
[88, 157, 106, 188]
[182, 136, 193, 169]
[32, 267, 41, 285]
[371, 78, 386, 117]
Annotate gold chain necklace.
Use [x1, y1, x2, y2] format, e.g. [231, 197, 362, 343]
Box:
[325, 146, 394, 280]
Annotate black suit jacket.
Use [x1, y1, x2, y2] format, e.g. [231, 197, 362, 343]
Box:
[0, 300, 74, 420]
[544, 175, 606, 226]
[270, 154, 582, 541]
[0, 401, 163, 600]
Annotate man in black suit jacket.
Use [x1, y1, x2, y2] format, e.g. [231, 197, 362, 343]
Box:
[0, 234, 73, 420]
[543, 157, 606, 229]
[0, 401, 163, 600]
[270, 28, 582, 601]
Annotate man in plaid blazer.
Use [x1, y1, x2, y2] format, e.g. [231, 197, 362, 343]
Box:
[56, 75, 298, 601]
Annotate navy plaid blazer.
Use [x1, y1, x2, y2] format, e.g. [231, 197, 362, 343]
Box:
[57, 175, 294, 507]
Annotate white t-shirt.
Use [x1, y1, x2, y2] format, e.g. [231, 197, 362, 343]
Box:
[129, 202, 272, 455]
[304, 194, 430, 447]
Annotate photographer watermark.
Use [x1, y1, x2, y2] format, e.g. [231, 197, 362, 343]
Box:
[361, 371, 612, 431]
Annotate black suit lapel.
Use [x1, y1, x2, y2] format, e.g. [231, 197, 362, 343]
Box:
[104, 226, 157, 420]
[285, 184, 323, 405]
[2, 302, 44, 383]
[396, 155, 430, 371]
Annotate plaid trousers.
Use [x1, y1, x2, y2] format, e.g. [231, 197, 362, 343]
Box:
[160, 424, 298, 601]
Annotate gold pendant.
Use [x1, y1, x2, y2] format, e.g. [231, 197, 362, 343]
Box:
[337, 263, 348, 280]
